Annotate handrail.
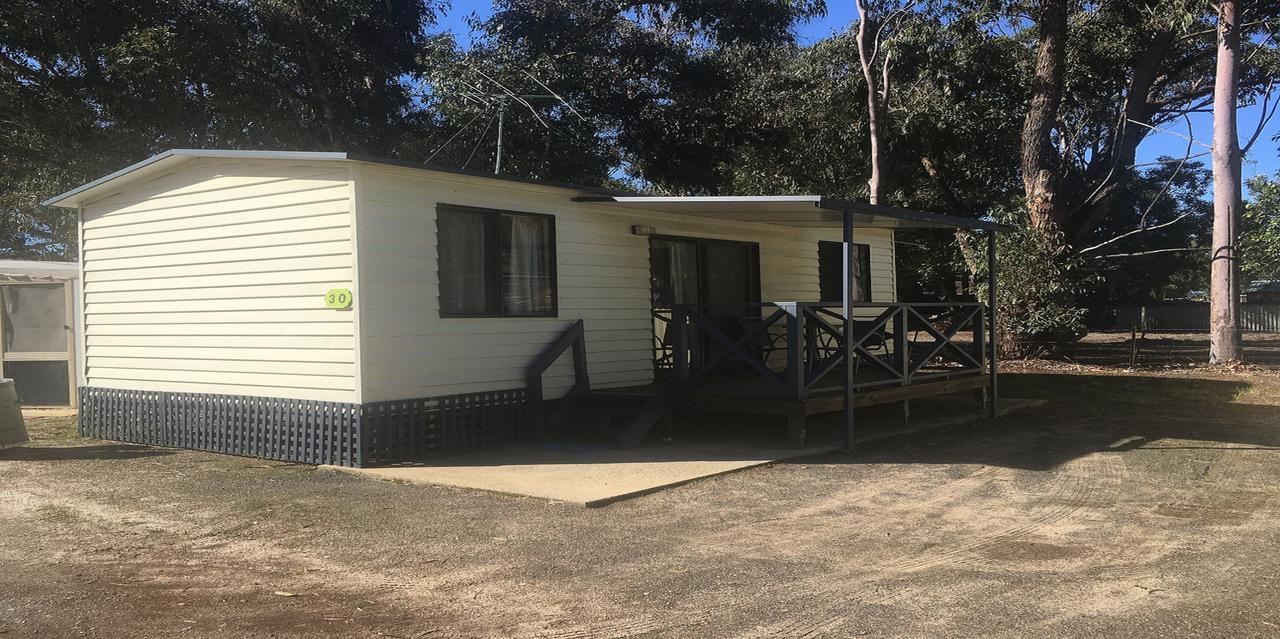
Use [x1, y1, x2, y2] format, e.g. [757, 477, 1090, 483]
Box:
[668, 301, 985, 309]
[526, 319, 589, 438]
[667, 301, 987, 400]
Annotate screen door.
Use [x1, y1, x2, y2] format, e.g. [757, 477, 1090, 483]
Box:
[0, 282, 75, 406]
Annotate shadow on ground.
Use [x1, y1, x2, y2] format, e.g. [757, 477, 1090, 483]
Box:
[375, 370, 1276, 476]
[1056, 332, 1280, 367]
[0, 443, 174, 461]
[792, 372, 1279, 472]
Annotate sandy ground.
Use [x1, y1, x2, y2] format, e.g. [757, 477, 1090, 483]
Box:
[3, 334, 1280, 637]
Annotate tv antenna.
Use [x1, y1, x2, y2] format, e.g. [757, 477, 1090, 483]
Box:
[461, 92, 555, 174]
[443, 70, 585, 174]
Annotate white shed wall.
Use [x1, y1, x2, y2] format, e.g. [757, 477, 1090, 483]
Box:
[353, 165, 896, 403]
[79, 159, 359, 402]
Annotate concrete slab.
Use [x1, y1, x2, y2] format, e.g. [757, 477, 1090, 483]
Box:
[329, 440, 840, 507]
[327, 397, 1043, 507]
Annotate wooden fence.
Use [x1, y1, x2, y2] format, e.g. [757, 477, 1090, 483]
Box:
[1106, 303, 1280, 333]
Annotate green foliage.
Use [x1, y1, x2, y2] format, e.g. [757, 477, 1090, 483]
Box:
[0, 0, 450, 258]
[966, 213, 1089, 357]
[1076, 160, 1213, 305]
[449, 0, 828, 189]
[2, 0, 1275, 356]
[1242, 173, 1280, 284]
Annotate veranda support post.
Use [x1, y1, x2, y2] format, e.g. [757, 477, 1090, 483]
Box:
[842, 209, 856, 449]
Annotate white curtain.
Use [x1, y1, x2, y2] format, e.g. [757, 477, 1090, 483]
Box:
[502, 215, 552, 315]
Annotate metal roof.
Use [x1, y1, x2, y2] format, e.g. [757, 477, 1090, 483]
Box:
[43, 149, 1007, 231]
[41, 149, 626, 208]
[573, 196, 1007, 231]
[42, 150, 348, 207]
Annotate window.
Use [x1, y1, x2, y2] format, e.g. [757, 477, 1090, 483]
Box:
[818, 241, 871, 303]
[437, 205, 556, 317]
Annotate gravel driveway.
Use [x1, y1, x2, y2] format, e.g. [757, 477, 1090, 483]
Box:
[3, 357, 1279, 637]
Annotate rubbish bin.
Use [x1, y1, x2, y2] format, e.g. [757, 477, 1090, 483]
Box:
[0, 379, 27, 449]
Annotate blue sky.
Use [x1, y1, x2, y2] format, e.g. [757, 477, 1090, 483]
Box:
[438, 1, 1279, 190]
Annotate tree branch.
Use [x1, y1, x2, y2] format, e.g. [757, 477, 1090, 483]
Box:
[1129, 151, 1210, 168]
[1124, 117, 1213, 149]
[1078, 212, 1193, 255]
[1079, 115, 1196, 255]
[1094, 247, 1209, 258]
[0, 50, 49, 84]
[1241, 78, 1277, 154]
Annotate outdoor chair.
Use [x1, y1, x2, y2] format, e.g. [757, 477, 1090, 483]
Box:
[850, 319, 891, 378]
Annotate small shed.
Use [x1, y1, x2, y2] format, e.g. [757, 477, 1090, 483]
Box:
[0, 260, 81, 407]
[44, 150, 1001, 466]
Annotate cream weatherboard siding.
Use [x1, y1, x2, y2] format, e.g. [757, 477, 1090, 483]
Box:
[79, 159, 359, 402]
[353, 164, 896, 403]
[75, 155, 897, 407]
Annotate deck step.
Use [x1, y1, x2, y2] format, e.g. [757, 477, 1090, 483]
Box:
[542, 389, 674, 449]
[544, 392, 649, 440]
[615, 387, 676, 449]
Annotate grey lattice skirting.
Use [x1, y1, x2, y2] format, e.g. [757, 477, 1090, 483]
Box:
[78, 387, 532, 467]
[362, 389, 530, 465]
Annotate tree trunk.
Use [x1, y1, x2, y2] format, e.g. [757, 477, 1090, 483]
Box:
[1020, 0, 1069, 237]
[1209, 0, 1243, 363]
[854, 0, 886, 205]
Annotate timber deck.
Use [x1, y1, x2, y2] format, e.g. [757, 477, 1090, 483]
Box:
[594, 368, 988, 418]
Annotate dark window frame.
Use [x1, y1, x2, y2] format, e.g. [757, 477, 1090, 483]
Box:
[436, 203, 558, 318]
[818, 240, 872, 303]
[648, 235, 762, 309]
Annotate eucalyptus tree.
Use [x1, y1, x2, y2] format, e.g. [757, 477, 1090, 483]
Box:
[1209, 0, 1244, 363]
[1012, 0, 1279, 252]
[451, 0, 828, 189]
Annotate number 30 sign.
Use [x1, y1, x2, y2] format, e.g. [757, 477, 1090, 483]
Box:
[325, 288, 353, 309]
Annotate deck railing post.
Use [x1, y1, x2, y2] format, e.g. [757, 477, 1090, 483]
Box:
[842, 210, 855, 449]
[987, 232, 999, 418]
[787, 303, 806, 400]
[973, 305, 986, 371]
[571, 322, 589, 394]
[973, 305, 987, 406]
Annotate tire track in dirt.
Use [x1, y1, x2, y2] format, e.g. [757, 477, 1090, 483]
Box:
[734, 612, 853, 639]
[715, 448, 1137, 638]
[0, 484, 547, 638]
[689, 463, 1010, 564]
[527, 615, 665, 639]
[701, 458, 1108, 639]
[885, 451, 1107, 573]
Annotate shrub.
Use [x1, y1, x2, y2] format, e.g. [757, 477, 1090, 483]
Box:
[965, 213, 1088, 357]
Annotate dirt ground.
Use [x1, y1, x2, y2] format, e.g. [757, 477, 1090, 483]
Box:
[3, 333, 1280, 638]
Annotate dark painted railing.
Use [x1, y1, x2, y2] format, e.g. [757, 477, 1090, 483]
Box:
[526, 319, 590, 437]
[661, 302, 987, 399]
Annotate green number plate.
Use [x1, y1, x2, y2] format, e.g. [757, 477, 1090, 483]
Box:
[325, 288, 353, 309]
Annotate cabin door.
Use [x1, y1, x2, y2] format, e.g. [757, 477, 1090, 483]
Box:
[650, 236, 760, 373]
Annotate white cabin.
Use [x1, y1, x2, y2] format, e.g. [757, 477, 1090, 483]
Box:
[46, 150, 998, 466]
